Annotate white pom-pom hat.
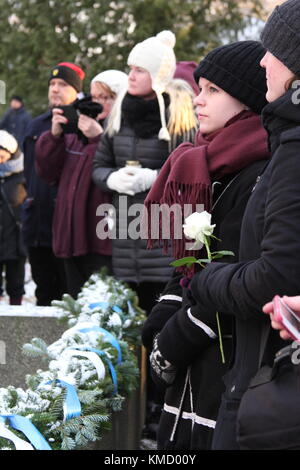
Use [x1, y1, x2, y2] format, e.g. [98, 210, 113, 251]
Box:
[128, 31, 176, 93]
[107, 31, 177, 140]
[0, 130, 18, 154]
[127, 30, 176, 141]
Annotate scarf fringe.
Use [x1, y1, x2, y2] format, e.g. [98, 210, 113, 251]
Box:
[143, 112, 270, 273]
[144, 181, 211, 262]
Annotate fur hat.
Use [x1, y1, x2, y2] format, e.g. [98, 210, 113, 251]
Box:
[127, 30, 177, 141]
[91, 70, 128, 96]
[0, 130, 18, 154]
[49, 62, 85, 92]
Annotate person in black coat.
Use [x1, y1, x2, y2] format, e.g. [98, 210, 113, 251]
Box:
[22, 62, 84, 305]
[142, 41, 270, 449]
[145, 0, 300, 450]
[0, 131, 27, 304]
[0, 96, 31, 150]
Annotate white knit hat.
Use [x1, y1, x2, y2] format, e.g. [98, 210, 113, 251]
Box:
[0, 130, 18, 154]
[127, 30, 177, 141]
[91, 70, 128, 96]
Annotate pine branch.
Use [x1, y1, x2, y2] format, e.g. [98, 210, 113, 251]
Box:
[22, 337, 49, 359]
[61, 436, 76, 450]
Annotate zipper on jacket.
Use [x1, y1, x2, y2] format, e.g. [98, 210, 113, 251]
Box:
[131, 136, 139, 166]
[212, 172, 242, 211]
[127, 135, 140, 283]
[251, 175, 261, 193]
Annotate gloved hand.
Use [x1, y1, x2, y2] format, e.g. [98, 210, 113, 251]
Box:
[106, 167, 158, 195]
[129, 168, 158, 193]
[150, 334, 177, 389]
[106, 167, 137, 195]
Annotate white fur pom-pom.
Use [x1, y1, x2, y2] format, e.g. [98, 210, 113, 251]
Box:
[156, 30, 176, 49]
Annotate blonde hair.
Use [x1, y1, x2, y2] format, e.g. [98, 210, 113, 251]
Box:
[106, 78, 198, 149]
[91, 81, 116, 99]
[105, 87, 128, 137]
[166, 78, 198, 150]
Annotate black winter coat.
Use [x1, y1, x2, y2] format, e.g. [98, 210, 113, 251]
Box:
[93, 95, 174, 284]
[0, 106, 31, 150]
[142, 159, 268, 450]
[22, 111, 57, 247]
[0, 171, 27, 261]
[158, 90, 300, 448]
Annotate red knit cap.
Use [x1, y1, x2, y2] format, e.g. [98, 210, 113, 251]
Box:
[49, 62, 85, 92]
[174, 61, 199, 96]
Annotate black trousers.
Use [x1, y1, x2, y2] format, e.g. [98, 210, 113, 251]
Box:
[63, 253, 112, 299]
[28, 246, 67, 306]
[0, 257, 26, 299]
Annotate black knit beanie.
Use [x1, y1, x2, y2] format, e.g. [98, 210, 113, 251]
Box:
[261, 0, 300, 76]
[193, 41, 268, 114]
[49, 62, 85, 92]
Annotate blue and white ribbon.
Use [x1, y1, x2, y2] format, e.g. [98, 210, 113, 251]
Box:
[77, 325, 122, 364]
[0, 417, 33, 450]
[89, 302, 123, 315]
[0, 415, 52, 450]
[71, 346, 119, 395]
[127, 300, 136, 317]
[62, 348, 106, 381]
[42, 379, 81, 422]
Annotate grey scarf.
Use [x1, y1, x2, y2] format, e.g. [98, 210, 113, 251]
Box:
[0, 152, 24, 177]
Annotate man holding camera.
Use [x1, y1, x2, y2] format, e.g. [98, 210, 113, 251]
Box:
[34, 69, 115, 299]
[22, 62, 85, 305]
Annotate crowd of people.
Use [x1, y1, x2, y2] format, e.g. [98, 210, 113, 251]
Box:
[1, 0, 300, 450]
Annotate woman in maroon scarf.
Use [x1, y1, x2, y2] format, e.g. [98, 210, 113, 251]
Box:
[142, 41, 270, 449]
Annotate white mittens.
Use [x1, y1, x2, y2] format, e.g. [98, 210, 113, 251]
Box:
[106, 167, 136, 195]
[106, 167, 157, 195]
[130, 168, 158, 193]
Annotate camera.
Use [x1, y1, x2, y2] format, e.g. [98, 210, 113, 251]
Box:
[273, 295, 300, 341]
[57, 93, 103, 135]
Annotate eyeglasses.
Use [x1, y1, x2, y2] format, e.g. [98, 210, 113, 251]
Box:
[92, 94, 114, 103]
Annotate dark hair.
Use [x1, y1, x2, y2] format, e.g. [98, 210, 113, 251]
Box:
[10, 95, 23, 103]
[285, 76, 300, 91]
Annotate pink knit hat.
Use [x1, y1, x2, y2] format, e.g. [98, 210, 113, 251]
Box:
[174, 61, 199, 96]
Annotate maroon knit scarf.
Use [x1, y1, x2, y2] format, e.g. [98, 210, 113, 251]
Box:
[144, 110, 270, 260]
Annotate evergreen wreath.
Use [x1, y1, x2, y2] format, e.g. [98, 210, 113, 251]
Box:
[0, 270, 145, 450]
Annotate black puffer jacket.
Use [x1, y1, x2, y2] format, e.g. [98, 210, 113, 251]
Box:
[93, 94, 174, 283]
[0, 171, 27, 261]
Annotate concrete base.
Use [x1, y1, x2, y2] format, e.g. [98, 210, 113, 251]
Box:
[0, 306, 146, 450]
[0, 305, 66, 388]
[87, 347, 146, 450]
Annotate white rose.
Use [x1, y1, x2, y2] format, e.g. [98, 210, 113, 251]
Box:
[183, 211, 215, 249]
